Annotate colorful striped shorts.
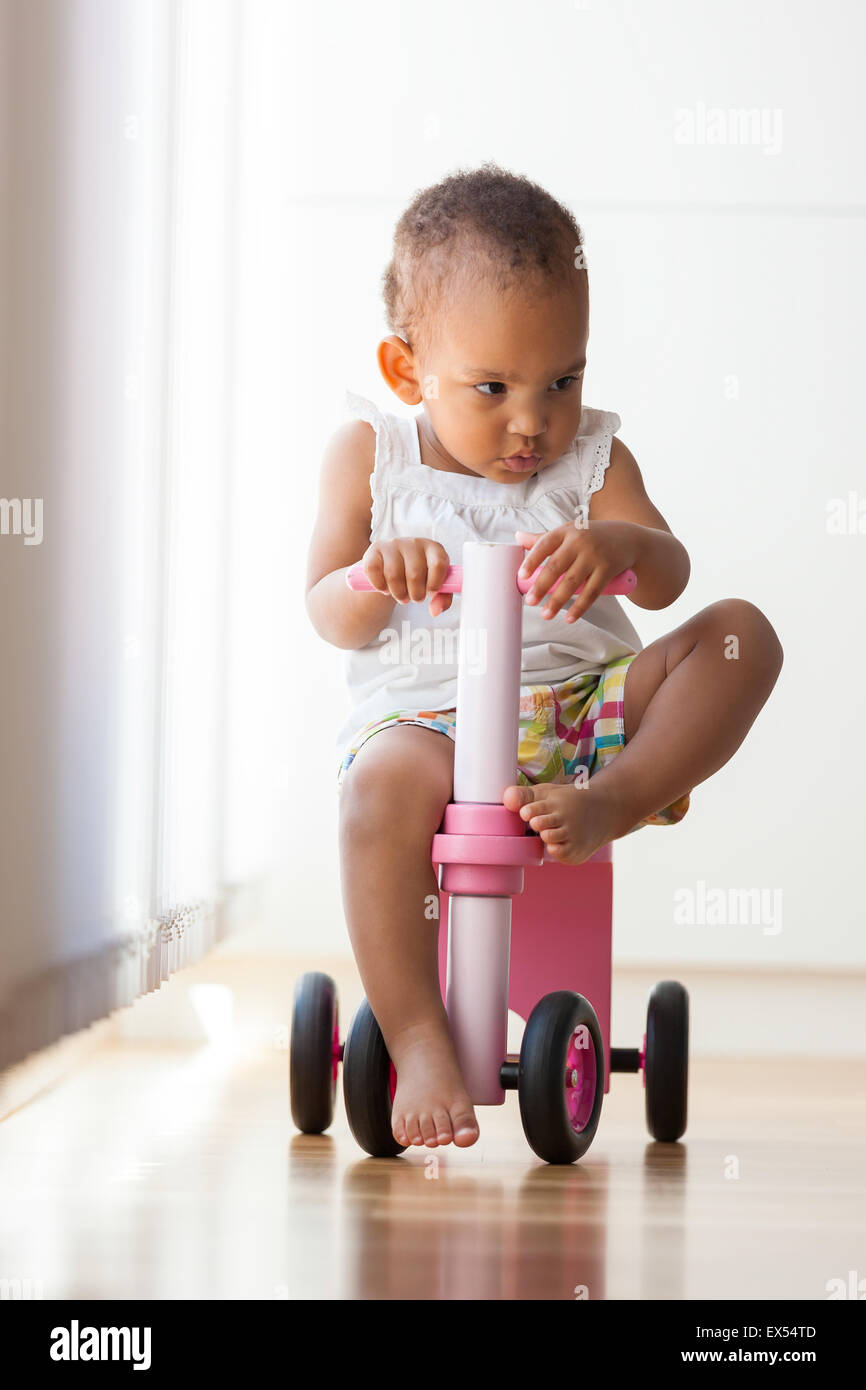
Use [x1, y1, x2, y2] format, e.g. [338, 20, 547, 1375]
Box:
[336, 654, 690, 833]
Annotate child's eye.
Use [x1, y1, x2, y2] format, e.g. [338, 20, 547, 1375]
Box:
[475, 375, 580, 397]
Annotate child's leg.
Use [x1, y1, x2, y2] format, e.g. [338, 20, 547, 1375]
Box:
[338, 723, 479, 1149]
[503, 598, 784, 862]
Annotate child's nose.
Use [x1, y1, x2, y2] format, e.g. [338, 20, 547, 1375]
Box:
[508, 412, 546, 440]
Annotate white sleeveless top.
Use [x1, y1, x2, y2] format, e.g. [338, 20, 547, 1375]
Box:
[335, 389, 643, 760]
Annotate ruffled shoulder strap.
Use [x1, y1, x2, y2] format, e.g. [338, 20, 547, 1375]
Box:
[342, 389, 417, 534]
[342, 388, 419, 475]
[575, 406, 622, 500]
[342, 389, 391, 447]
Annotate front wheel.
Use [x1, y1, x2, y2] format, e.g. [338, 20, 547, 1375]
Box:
[342, 998, 405, 1158]
[518, 991, 604, 1164]
[644, 981, 689, 1141]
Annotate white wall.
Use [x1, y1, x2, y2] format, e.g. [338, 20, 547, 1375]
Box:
[229, 0, 865, 970]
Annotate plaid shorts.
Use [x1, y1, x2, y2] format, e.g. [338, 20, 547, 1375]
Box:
[336, 653, 690, 832]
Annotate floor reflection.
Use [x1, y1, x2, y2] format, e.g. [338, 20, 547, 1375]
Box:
[3, 1035, 859, 1299]
[333, 1152, 612, 1300]
[639, 1142, 688, 1301]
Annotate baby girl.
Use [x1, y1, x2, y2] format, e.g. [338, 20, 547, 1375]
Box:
[305, 162, 783, 1153]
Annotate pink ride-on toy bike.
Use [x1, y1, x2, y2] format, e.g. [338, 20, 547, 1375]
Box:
[291, 542, 689, 1164]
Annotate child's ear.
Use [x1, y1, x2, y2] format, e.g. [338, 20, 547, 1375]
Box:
[377, 336, 422, 406]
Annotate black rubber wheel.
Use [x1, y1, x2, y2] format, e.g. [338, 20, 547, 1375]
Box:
[645, 981, 689, 1141]
[342, 998, 405, 1158]
[289, 972, 338, 1134]
[518, 990, 605, 1164]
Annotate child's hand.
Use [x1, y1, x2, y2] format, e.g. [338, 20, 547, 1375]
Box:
[361, 538, 453, 617]
[516, 520, 641, 624]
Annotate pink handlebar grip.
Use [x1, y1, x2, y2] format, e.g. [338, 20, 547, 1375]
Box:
[346, 560, 637, 598]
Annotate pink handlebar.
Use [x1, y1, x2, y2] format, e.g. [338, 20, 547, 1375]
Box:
[346, 560, 636, 598]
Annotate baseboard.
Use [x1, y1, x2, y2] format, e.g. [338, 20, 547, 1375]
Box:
[0, 1016, 116, 1123]
[610, 963, 866, 1057]
[0, 875, 269, 1115]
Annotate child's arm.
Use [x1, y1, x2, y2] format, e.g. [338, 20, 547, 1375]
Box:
[588, 437, 690, 610]
[305, 420, 398, 650]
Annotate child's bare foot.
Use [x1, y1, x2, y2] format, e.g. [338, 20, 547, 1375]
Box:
[389, 1018, 479, 1149]
[502, 778, 625, 864]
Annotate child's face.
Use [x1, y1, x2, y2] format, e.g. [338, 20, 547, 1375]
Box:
[385, 272, 589, 484]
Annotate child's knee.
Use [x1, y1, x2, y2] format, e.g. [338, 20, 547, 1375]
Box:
[339, 731, 452, 837]
[709, 598, 783, 675]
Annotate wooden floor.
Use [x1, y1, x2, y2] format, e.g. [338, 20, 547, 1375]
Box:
[1, 954, 864, 1301]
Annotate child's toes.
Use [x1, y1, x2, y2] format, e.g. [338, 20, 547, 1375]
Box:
[540, 821, 569, 842]
[433, 1109, 454, 1145]
[502, 784, 536, 813]
[451, 1107, 480, 1148]
[541, 836, 569, 857]
[419, 1114, 440, 1147]
[405, 1113, 424, 1146]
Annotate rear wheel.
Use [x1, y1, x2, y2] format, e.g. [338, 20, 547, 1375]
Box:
[518, 991, 604, 1164]
[289, 972, 339, 1134]
[644, 981, 689, 1141]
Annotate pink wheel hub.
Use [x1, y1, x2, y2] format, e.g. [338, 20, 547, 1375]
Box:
[565, 1027, 597, 1133]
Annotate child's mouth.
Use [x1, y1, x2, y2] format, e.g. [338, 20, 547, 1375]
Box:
[501, 453, 541, 472]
